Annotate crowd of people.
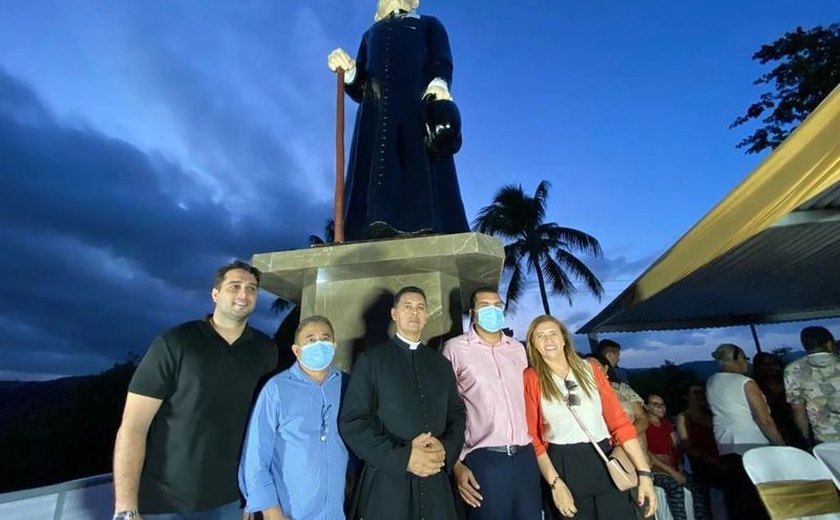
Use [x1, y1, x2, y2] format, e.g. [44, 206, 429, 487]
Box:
[110, 260, 839, 520]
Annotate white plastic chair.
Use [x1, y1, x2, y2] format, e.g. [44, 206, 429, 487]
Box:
[743, 446, 840, 519]
[814, 441, 840, 489]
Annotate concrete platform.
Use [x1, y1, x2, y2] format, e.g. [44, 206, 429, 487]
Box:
[252, 232, 505, 370]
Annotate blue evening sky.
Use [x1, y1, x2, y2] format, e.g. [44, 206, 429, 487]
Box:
[1, 0, 837, 379]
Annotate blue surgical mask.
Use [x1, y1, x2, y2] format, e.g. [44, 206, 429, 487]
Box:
[476, 306, 505, 333]
[299, 341, 335, 371]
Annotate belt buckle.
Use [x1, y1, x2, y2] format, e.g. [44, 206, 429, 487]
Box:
[506, 445, 514, 456]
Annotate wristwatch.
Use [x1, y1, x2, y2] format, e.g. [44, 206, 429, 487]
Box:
[113, 510, 139, 520]
[637, 470, 652, 479]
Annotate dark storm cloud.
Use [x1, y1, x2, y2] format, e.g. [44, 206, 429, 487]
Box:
[0, 68, 327, 377]
[113, 6, 340, 214]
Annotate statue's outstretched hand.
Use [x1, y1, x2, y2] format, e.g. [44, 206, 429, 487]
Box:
[328, 48, 355, 73]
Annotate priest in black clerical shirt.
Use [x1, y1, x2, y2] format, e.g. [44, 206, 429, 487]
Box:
[340, 286, 466, 520]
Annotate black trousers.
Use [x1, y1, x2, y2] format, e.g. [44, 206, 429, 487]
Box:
[462, 445, 542, 520]
[543, 442, 636, 520]
[721, 453, 769, 520]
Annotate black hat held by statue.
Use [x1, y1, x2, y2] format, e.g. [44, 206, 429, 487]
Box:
[423, 96, 462, 158]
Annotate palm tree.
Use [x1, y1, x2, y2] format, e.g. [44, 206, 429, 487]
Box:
[308, 219, 335, 246]
[473, 180, 604, 315]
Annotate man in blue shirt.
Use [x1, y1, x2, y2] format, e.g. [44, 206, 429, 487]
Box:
[239, 315, 348, 520]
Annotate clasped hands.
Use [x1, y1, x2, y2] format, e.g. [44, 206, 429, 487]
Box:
[406, 432, 446, 477]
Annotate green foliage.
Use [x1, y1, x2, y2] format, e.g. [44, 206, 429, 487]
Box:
[629, 360, 699, 416]
[308, 218, 335, 245]
[731, 24, 840, 154]
[473, 180, 604, 315]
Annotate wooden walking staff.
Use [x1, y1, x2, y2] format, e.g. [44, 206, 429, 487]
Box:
[334, 68, 346, 243]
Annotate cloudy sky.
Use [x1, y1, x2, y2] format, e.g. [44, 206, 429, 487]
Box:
[1, 0, 837, 380]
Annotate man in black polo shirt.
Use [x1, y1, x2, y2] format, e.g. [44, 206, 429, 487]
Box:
[112, 260, 277, 520]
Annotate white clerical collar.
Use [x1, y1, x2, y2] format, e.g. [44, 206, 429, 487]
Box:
[396, 333, 421, 350]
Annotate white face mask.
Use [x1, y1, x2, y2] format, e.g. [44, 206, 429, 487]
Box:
[299, 341, 336, 371]
[475, 306, 505, 333]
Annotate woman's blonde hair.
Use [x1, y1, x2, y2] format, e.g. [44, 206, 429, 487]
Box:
[525, 315, 595, 402]
[374, 0, 419, 22]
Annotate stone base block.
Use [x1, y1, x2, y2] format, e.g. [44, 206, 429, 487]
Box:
[252, 232, 504, 371]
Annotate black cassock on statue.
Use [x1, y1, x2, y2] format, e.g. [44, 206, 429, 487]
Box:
[344, 14, 470, 240]
[339, 337, 466, 520]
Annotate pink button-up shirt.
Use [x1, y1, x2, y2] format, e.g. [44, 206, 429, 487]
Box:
[442, 327, 531, 458]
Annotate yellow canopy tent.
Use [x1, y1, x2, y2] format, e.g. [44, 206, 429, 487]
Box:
[578, 84, 840, 335]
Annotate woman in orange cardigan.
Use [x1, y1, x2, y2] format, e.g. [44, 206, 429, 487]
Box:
[523, 315, 656, 520]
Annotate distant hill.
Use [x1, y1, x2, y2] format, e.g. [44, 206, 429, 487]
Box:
[626, 350, 808, 384]
[669, 360, 718, 381]
[0, 376, 87, 431]
[0, 362, 135, 492]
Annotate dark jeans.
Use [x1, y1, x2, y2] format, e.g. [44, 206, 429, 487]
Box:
[462, 445, 542, 520]
[543, 442, 635, 520]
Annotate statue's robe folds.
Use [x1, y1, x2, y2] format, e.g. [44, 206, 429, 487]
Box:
[339, 337, 466, 520]
[344, 14, 469, 240]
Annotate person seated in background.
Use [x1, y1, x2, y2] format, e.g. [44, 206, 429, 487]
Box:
[645, 394, 711, 520]
[675, 384, 724, 490]
[752, 352, 807, 448]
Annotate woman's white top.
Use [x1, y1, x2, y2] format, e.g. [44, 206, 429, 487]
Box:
[541, 369, 610, 444]
[706, 372, 770, 455]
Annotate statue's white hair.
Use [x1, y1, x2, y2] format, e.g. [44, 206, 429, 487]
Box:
[374, 0, 419, 21]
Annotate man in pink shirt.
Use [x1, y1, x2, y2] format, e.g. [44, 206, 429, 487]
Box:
[442, 288, 541, 520]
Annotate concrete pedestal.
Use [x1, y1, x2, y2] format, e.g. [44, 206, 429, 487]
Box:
[252, 232, 504, 371]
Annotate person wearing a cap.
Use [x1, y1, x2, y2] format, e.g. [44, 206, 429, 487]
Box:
[326, 0, 469, 240]
[706, 343, 783, 520]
